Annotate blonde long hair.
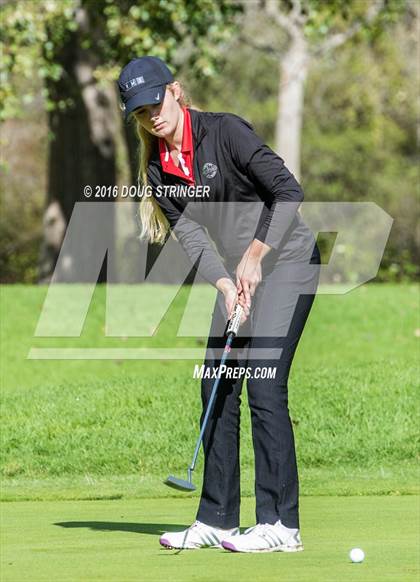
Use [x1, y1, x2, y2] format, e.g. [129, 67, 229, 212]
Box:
[133, 83, 192, 244]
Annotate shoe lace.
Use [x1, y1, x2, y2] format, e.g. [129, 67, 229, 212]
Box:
[244, 523, 271, 535]
[188, 520, 237, 537]
[177, 521, 205, 546]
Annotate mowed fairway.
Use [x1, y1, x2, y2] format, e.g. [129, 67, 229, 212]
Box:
[1, 496, 419, 581]
[1, 283, 419, 580]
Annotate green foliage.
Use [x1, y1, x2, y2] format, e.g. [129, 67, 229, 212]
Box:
[278, 0, 407, 43]
[0, 226, 42, 284]
[302, 26, 419, 281]
[0, 0, 417, 282]
[183, 36, 280, 139]
[0, 0, 242, 120]
[0, 163, 44, 283]
[0, 0, 77, 119]
[185, 6, 418, 282]
[0, 0, 243, 282]
[0, 85, 47, 283]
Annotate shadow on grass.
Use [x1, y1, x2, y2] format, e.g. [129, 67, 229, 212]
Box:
[54, 521, 248, 536]
[54, 521, 190, 535]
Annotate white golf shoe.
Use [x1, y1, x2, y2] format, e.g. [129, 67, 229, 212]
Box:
[221, 519, 304, 553]
[159, 520, 240, 550]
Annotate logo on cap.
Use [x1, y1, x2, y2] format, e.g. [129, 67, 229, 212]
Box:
[123, 76, 145, 91]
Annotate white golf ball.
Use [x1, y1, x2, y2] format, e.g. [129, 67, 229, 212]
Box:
[349, 548, 365, 563]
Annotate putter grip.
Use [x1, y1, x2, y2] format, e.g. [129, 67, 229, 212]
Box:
[226, 303, 244, 336]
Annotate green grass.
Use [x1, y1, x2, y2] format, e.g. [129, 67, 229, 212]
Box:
[1, 283, 419, 500]
[1, 496, 419, 581]
[1, 283, 419, 581]
[1, 464, 419, 503]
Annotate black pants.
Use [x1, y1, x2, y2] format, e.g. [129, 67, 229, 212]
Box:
[195, 243, 321, 530]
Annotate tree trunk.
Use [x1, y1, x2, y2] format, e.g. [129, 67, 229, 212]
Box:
[276, 34, 309, 180]
[39, 5, 117, 283]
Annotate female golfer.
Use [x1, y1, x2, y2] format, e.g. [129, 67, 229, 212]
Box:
[118, 56, 321, 553]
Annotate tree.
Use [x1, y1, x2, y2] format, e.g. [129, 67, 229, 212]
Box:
[183, 1, 418, 281]
[239, 0, 406, 179]
[1, 0, 242, 281]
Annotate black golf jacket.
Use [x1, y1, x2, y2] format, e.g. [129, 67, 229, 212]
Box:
[146, 108, 316, 286]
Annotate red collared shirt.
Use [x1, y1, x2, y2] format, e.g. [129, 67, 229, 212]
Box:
[158, 107, 195, 185]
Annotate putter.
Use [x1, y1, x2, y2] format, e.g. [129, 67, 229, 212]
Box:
[164, 302, 244, 492]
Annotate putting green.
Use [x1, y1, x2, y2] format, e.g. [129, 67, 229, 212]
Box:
[1, 496, 419, 581]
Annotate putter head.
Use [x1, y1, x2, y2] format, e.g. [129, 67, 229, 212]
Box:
[164, 475, 196, 492]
